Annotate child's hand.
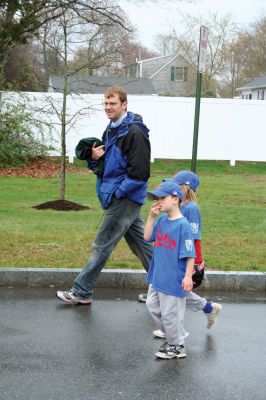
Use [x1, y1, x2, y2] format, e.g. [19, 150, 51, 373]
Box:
[150, 202, 161, 217]
[182, 275, 193, 292]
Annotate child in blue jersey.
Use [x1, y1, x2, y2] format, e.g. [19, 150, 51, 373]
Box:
[145, 181, 195, 359]
[170, 171, 222, 329]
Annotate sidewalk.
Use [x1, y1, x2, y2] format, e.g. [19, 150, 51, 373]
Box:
[0, 267, 265, 292]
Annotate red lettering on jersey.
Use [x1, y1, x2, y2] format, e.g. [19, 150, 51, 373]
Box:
[155, 228, 176, 250]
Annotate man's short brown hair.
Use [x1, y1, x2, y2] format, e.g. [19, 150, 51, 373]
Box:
[105, 86, 127, 103]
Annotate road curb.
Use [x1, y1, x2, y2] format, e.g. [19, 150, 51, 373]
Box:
[0, 268, 265, 292]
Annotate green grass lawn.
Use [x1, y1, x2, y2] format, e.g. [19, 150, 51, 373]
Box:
[1, 159, 265, 271]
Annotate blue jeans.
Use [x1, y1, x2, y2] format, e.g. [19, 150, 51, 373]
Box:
[73, 198, 153, 298]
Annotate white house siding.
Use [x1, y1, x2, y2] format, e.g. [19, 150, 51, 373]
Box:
[6, 92, 266, 163]
[252, 89, 266, 100]
[239, 88, 266, 100]
[151, 63, 194, 95]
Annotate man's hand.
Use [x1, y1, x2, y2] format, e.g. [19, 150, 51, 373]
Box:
[91, 142, 105, 160]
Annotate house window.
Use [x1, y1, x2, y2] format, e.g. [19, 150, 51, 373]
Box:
[249, 94, 252, 99]
[171, 66, 188, 81]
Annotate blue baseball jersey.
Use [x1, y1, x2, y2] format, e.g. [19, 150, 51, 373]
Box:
[146, 214, 195, 297]
[180, 202, 202, 240]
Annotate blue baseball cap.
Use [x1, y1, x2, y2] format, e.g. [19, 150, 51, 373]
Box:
[165, 170, 200, 192]
[147, 181, 183, 200]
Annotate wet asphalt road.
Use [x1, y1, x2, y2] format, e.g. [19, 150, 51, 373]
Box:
[0, 287, 266, 400]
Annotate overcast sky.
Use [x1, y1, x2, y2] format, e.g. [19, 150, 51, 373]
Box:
[122, 0, 266, 50]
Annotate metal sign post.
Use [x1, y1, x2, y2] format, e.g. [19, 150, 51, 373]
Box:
[191, 26, 208, 173]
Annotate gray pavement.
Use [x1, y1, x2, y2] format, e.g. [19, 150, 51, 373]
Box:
[1, 287, 266, 400]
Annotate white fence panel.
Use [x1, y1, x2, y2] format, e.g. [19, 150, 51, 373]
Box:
[7, 92, 266, 163]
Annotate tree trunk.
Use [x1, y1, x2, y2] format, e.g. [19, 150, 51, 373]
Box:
[59, 22, 68, 201]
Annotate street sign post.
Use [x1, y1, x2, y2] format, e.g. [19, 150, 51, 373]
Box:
[191, 26, 209, 173]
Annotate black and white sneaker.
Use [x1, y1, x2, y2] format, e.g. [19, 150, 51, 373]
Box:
[56, 289, 92, 305]
[155, 342, 187, 359]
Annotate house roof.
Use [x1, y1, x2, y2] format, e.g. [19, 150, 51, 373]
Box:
[236, 75, 266, 90]
[48, 75, 156, 95]
[125, 53, 194, 80]
[124, 54, 172, 68]
[137, 54, 173, 64]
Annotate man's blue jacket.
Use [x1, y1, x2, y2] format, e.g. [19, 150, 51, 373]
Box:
[89, 111, 151, 209]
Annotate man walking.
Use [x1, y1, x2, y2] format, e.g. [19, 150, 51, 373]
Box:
[56, 86, 153, 304]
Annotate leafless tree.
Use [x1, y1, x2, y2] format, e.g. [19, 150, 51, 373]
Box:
[38, 1, 130, 201]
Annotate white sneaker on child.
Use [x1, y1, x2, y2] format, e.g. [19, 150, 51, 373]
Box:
[207, 302, 222, 329]
[138, 293, 147, 302]
[153, 329, 166, 339]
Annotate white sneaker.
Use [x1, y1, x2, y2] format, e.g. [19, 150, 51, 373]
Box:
[207, 302, 222, 329]
[153, 329, 189, 339]
[153, 329, 166, 339]
[138, 293, 147, 302]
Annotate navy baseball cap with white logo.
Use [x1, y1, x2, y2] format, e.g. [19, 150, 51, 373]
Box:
[147, 181, 183, 200]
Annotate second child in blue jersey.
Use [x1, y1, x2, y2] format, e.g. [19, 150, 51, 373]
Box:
[169, 171, 222, 329]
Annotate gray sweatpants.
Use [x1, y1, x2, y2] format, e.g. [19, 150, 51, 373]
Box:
[186, 291, 207, 311]
[146, 285, 188, 346]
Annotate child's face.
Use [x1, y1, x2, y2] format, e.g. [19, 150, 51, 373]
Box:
[180, 184, 188, 194]
[156, 195, 179, 213]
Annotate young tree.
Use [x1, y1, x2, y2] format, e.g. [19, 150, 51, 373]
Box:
[39, 1, 129, 201]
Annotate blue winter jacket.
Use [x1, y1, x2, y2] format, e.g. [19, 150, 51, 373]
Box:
[90, 112, 151, 209]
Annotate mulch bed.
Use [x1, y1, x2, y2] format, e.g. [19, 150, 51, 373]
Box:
[0, 157, 91, 178]
[1, 158, 92, 211]
[32, 199, 91, 211]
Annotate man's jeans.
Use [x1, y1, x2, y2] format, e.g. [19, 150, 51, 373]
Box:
[73, 198, 153, 298]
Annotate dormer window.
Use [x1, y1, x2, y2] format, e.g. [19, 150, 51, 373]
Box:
[171, 66, 188, 81]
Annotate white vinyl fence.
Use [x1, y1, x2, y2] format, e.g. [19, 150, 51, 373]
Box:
[9, 92, 266, 163]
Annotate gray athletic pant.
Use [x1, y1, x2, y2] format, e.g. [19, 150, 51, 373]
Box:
[186, 291, 207, 311]
[73, 198, 153, 298]
[146, 285, 188, 346]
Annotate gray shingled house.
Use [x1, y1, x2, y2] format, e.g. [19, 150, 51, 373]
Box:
[236, 75, 266, 100]
[48, 75, 156, 95]
[124, 53, 195, 96]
